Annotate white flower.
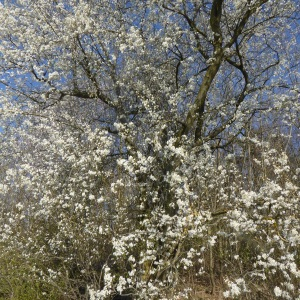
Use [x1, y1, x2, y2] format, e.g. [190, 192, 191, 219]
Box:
[206, 57, 216, 65]
[48, 71, 59, 81]
[274, 286, 282, 297]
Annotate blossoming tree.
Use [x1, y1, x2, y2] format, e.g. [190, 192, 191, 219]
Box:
[0, 0, 299, 299]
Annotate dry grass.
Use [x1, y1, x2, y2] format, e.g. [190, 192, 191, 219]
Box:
[186, 285, 224, 300]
